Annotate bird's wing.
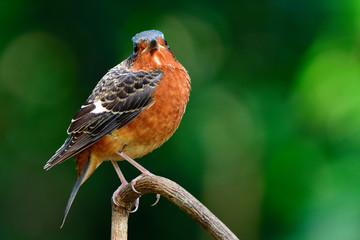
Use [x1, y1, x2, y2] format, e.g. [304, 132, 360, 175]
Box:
[44, 66, 162, 170]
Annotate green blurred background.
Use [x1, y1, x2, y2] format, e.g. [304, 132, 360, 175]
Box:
[1, 0, 360, 239]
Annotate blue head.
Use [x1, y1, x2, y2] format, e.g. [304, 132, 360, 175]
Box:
[132, 30, 164, 46]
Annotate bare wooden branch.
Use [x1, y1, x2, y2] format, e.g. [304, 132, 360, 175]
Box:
[111, 200, 133, 239]
[111, 175, 239, 240]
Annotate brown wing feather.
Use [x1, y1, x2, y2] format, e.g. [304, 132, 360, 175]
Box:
[44, 65, 162, 170]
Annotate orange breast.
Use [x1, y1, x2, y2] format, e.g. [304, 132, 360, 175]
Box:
[90, 63, 190, 162]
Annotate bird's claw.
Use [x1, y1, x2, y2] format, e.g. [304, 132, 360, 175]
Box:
[151, 194, 161, 206]
[130, 171, 154, 194]
[131, 197, 140, 213]
[131, 184, 141, 194]
[129, 193, 159, 213]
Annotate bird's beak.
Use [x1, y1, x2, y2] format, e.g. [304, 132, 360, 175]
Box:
[144, 39, 159, 53]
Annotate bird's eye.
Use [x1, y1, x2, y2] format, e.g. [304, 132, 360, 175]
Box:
[133, 45, 139, 54]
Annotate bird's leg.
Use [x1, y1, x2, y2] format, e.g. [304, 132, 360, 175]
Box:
[111, 160, 128, 206]
[117, 151, 161, 205]
[117, 151, 153, 175]
[117, 151, 154, 189]
[111, 160, 144, 211]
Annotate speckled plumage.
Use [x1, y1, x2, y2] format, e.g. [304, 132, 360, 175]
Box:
[44, 67, 163, 169]
[44, 30, 190, 227]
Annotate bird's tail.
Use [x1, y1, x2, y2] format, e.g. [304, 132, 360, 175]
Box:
[60, 150, 97, 228]
[60, 159, 89, 228]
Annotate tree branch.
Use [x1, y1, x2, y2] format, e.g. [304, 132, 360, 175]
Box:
[111, 175, 239, 240]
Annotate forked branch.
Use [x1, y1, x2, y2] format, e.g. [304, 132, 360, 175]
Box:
[111, 175, 239, 240]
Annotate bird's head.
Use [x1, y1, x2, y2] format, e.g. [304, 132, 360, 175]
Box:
[126, 30, 177, 70]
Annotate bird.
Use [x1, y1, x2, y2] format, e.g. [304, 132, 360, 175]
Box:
[44, 30, 191, 227]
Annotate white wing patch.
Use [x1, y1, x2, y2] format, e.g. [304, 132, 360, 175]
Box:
[91, 101, 110, 114]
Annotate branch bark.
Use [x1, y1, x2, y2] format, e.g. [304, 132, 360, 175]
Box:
[111, 175, 239, 240]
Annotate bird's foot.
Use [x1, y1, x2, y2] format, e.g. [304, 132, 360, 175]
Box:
[112, 182, 142, 213]
[116, 152, 160, 206]
[112, 181, 129, 206]
[130, 172, 161, 206]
